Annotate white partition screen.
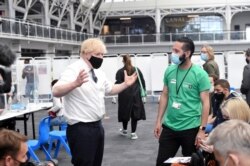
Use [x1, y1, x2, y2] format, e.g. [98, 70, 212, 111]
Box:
[34, 57, 52, 101]
[134, 54, 152, 92]
[52, 56, 70, 79]
[227, 51, 245, 89]
[100, 54, 119, 83]
[214, 52, 225, 79]
[150, 53, 169, 94]
[16, 58, 34, 98]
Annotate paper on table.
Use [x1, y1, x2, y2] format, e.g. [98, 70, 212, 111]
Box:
[164, 157, 191, 163]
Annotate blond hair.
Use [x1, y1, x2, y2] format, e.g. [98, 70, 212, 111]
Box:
[221, 97, 250, 123]
[202, 45, 214, 60]
[80, 38, 107, 55]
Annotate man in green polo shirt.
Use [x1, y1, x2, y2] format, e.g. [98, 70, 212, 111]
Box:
[154, 37, 210, 166]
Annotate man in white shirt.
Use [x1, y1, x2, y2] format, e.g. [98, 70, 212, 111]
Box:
[52, 38, 137, 166]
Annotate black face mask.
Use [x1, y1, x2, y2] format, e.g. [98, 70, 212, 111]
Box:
[246, 58, 249, 64]
[89, 56, 103, 69]
[214, 92, 225, 101]
[179, 54, 186, 65]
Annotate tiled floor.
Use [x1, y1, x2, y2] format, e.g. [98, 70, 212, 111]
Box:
[16, 97, 162, 166]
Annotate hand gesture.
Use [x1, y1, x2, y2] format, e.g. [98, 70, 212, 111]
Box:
[124, 70, 137, 87]
[74, 69, 89, 87]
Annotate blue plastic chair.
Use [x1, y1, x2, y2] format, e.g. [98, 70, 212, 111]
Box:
[27, 117, 52, 162]
[48, 117, 71, 158]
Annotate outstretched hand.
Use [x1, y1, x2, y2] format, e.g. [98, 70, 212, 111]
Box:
[124, 70, 137, 87]
[75, 69, 89, 87]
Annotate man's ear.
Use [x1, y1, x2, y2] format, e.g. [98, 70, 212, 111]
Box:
[186, 50, 191, 58]
[4, 155, 13, 166]
[229, 153, 239, 165]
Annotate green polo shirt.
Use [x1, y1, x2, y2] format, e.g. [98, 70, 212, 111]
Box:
[162, 64, 210, 131]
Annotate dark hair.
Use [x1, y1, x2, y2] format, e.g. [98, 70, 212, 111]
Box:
[214, 79, 230, 90]
[51, 79, 58, 87]
[24, 59, 30, 64]
[0, 129, 27, 159]
[176, 37, 195, 57]
[0, 44, 16, 67]
[123, 54, 134, 75]
[246, 48, 250, 57]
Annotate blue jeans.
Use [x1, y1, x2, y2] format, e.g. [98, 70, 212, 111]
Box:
[50, 116, 67, 126]
[25, 83, 34, 98]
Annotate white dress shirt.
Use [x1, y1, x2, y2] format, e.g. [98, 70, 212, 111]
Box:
[56, 58, 113, 125]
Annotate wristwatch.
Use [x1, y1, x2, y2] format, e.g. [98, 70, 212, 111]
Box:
[199, 126, 206, 131]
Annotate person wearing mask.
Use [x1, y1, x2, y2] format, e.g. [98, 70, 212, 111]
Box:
[115, 54, 146, 140]
[210, 79, 240, 129]
[200, 97, 250, 154]
[200, 45, 220, 80]
[22, 59, 39, 100]
[154, 37, 210, 166]
[240, 48, 250, 107]
[52, 38, 137, 166]
[205, 74, 218, 133]
[0, 128, 56, 166]
[205, 120, 250, 166]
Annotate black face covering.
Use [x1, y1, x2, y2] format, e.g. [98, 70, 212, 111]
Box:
[179, 53, 186, 65]
[214, 92, 225, 101]
[246, 58, 249, 64]
[89, 56, 103, 69]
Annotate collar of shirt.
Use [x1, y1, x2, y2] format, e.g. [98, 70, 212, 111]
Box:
[80, 57, 92, 73]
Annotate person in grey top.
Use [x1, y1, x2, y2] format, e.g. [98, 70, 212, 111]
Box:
[22, 59, 36, 98]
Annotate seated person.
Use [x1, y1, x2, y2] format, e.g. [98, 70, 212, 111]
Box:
[206, 79, 240, 132]
[200, 97, 250, 153]
[0, 128, 57, 166]
[48, 79, 66, 129]
[206, 120, 250, 166]
[220, 97, 250, 123]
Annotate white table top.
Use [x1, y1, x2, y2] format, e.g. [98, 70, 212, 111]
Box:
[0, 102, 53, 121]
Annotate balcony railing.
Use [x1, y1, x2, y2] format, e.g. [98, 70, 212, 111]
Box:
[101, 31, 248, 45]
[0, 17, 93, 44]
[0, 18, 249, 45]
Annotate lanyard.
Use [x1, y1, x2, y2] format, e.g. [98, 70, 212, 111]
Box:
[176, 64, 192, 95]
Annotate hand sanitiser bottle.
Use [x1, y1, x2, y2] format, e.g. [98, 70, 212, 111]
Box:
[7, 96, 12, 110]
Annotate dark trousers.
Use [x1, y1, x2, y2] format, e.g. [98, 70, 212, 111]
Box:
[67, 121, 104, 166]
[122, 118, 137, 133]
[156, 125, 199, 166]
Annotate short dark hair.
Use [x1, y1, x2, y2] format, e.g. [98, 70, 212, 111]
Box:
[214, 79, 230, 90]
[51, 79, 58, 87]
[246, 48, 250, 57]
[0, 129, 27, 159]
[176, 37, 195, 57]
